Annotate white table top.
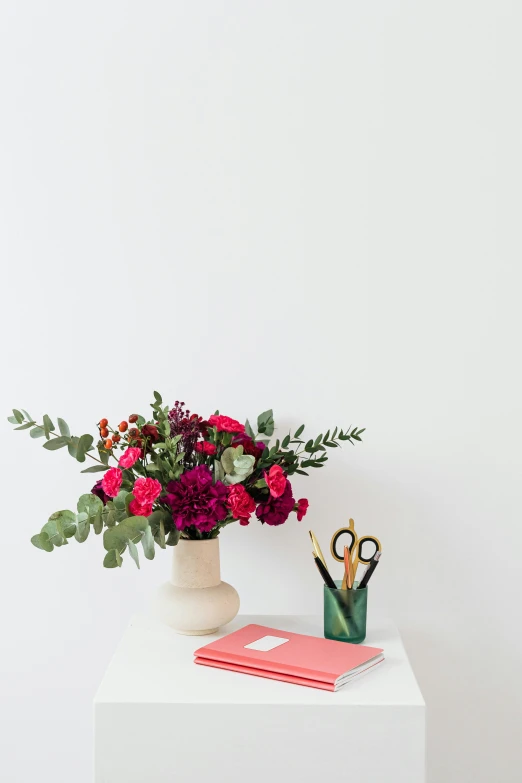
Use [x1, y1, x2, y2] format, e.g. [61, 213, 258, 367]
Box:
[94, 614, 425, 707]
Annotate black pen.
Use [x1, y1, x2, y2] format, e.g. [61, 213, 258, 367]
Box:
[357, 551, 381, 589]
[313, 554, 337, 589]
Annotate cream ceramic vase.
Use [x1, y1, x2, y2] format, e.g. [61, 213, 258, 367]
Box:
[150, 538, 240, 635]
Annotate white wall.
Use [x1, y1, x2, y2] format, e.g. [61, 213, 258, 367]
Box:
[1, 2, 521, 781]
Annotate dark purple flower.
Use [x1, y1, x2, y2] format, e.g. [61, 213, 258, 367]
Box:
[168, 401, 205, 459]
[164, 465, 229, 533]
[255, 480, 295, 526]
[91, 479, 109, 505]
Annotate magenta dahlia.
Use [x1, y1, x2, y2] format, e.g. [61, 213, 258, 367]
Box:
[165, 465, 228, 533]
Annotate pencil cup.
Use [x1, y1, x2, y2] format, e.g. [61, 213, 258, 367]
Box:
[324, 581, 368, 644]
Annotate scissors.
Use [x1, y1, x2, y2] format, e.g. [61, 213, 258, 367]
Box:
[330, 518, 381, 587]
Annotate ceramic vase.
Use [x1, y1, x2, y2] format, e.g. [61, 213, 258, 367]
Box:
[150, 538, 240, 635]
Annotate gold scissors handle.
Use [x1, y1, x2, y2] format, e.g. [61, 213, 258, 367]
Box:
[331, 519, 382, 584]
[330, 519, 357, 562]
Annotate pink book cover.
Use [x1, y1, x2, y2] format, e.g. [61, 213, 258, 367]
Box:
[194, 624, 384, 691]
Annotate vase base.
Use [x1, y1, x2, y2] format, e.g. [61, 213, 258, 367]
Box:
[150, 578, 240, 636]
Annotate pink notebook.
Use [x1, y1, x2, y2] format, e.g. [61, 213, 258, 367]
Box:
[194, 624, 384, 691]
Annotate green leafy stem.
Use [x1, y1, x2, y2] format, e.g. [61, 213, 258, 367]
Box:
[8, 409, 113, 472]
[245, 410, 365, 477]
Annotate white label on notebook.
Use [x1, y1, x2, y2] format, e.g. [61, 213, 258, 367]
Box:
[244, 635, 290, 652]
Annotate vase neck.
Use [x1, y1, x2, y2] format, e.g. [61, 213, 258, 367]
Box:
[170, 538, 221, 588]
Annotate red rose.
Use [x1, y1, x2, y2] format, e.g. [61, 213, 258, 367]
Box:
[195, 441, 217, 455]
[296, 498, 309, 521]
[141, 424, 160, 442]
[227, 484, 256, 526]
[264, 464, 287, 498]
[208, 415, 245, 434]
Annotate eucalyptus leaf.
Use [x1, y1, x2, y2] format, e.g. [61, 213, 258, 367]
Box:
[141, 525, 155, 560]
[56, 418, 70, 438]
[166, 528, 181, 546]
[221, 446, 240, 474]
[113, 491, 129, 511]
[98, 447, 110, 466]
[124, 516, 149, 533]
[103, 525, 130, 552]
[42, 436, 68, 450]
[68, 436, 79, 457]
[75, 517, 90, 543]
[12, 409, 24, 424]
[42, 519, 65, 546]
[42, 414, 55, 438]
[244, 419, 256, 440]
[76, 433, 94, 463]
[257, 409, 274, 437]
[103, 549, 123, 568]
[213, 459, 225, 483]
[127, 538, 140, 569]
[77, 494, 103, 517]
[47, 510, 77, 538]
[21, 410, 33, 421]
[14, 421, 36, 430]
[7, 416, 18, 424]
[155, 518, 165, 549]
[31, 532, 53, 552]
[93, 509, 103, 535]
[294, 424, 305, 438]
[80, 464, 110, 473]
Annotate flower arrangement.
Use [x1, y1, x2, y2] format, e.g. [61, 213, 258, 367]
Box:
[8, 394, 364, 569]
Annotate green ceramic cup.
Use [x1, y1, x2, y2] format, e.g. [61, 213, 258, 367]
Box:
[324, 580, 368, 644]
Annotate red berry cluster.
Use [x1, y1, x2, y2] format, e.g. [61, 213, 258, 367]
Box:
[97, 414, 140, 450]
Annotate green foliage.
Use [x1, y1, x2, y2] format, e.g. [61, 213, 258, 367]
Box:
[221, 447, 255, 485]
[141, 525, 155, 560]
[244, 419, 256, 440]
[102, 515, 150, 569]
[57, 418, 70, 438]
[257, 409, 274, 437]
[42, 437, 68, 450]
[103, 549, 122, 568]
[80, 464, 110, 473]
[31, 532, 53, 552]
[76, 434, 94, 463]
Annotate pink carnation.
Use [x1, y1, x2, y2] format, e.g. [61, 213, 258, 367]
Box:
[264, 464, 287, 498]
[129, 498, 153, 517]
[118, 447, 142, 469]
[101, 467, 123, 498]
[227, 484, 256, 526]
[208, 415, 245, 434]
[132, 477, 162, 506]
[296, 498, 309, 521]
